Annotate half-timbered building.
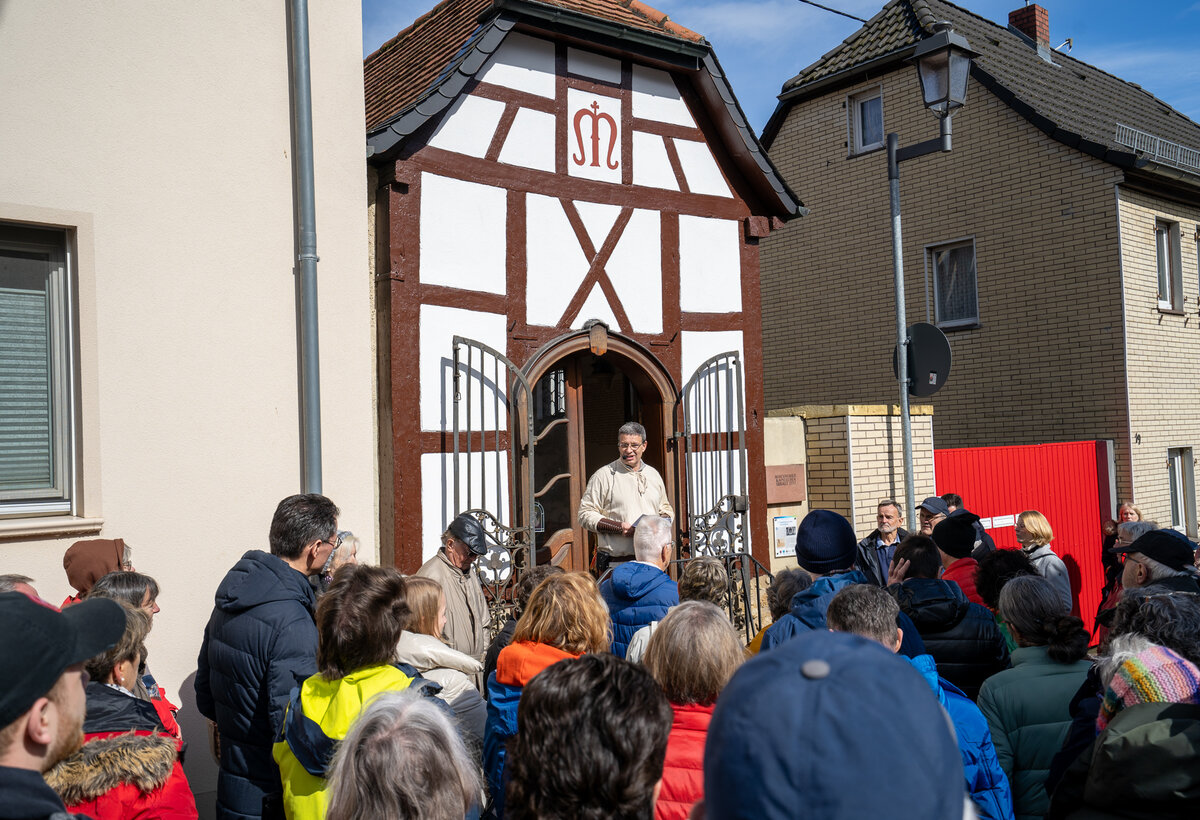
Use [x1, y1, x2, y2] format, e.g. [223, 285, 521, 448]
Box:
[365, 0, 801, 582]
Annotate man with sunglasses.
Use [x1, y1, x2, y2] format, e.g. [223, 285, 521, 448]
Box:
[196, 493, 340, 820]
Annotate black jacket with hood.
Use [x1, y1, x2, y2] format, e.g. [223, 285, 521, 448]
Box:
[195, 550, 318, 820]
[892, 577, 1011, 699]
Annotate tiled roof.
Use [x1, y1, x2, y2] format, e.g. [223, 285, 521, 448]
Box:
[770, 0, 1200, 180]
[365, 0, 700, 132]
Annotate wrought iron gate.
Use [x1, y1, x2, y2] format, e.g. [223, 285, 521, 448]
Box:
[680, 351, 748, 555]
[451, 336, 535, 633]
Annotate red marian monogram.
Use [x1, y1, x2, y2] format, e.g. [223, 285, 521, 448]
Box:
[571, 101, 619, 170]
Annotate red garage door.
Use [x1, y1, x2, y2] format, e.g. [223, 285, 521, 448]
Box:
[935, 440, 1116, 636]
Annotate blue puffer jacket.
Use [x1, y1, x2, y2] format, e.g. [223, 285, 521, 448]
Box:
[599, 562, 678, 658]
[196, 550, 319, 820]
[760, 571, 926, 658]
[907, 654, 1015, 820]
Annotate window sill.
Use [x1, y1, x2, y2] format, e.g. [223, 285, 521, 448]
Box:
[938, 322, 980, 332]
[0, 515, 104, 541]
[847, 145, 885, 159]
[1156, 307, 1186, 316]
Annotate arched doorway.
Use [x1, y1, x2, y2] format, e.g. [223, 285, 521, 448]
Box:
[522, 326, 677, 571]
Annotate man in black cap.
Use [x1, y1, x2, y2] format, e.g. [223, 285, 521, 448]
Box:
[917, 495, 950, 535]
[0, 591, 125, 820]
[417, 512, 491, 681]
[1115, 529, 1200, 595]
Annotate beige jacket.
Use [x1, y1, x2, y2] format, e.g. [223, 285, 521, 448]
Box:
[395, 630, 483, 704]
[577, 459, 673, 556]
[415, 551, 491, 665]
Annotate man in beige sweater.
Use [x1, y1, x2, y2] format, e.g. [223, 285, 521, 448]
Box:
[578, 422, 674, 576]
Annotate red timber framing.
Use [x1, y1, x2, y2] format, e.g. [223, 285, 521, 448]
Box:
[372, 31, 788, 573]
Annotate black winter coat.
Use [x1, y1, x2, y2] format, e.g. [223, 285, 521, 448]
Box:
[195, 550, 318, 820]
[893, 578, 1011, 699]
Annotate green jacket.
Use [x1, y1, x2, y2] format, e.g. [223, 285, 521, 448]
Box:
[977, 646, 1090, 820]
[1047, 702, 1200, 818]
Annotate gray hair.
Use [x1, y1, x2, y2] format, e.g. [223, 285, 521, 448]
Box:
[325, 690, 480, 820]
[644, 601, 743, 706]
[1116, 520, 1155, 544]
[618, 422, 647, 443]
[633, 516, 672, 563]
[1132, 552, 1192, 582]
[1097, 633, 1155, 691]
[878, 499, 903, 517]
[827, 584, 900, 648]
[1000, 575, 1089, 662]
[0, 574, 34, 593]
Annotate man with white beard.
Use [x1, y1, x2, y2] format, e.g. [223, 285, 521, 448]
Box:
[0, 591, 125, 820]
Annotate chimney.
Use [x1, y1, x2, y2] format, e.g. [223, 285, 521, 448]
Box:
[1009, 3, 1051, 60]
[1009, 3, 1049, 47]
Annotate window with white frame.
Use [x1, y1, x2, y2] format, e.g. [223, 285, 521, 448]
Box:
[1156, 219, 1182, 311]
[0, 223, 75, 516]
[848, 88, 884, 155]
[1167, 447, 1194, 534]
[928, 238, 978, 328]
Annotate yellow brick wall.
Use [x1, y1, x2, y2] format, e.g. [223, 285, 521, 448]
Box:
[1117, 188, 1200, 531]
[762, 67, 1133, 494]
[847, 412, 935, 536]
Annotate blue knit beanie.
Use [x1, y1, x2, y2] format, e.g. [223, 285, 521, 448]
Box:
[796, 510, 858, 574]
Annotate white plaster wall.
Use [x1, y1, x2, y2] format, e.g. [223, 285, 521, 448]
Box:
[632, 65, 695, 126]
[526, 194, 590, 326]
[479, 32, 556, 98]
[572, 285, 623, 331]
[566, 88, 622, 184]
[682, 330, 745, 387]
[679, 216, 742, 312]
[568, 47, 622, 84]
[421, 450, 511, 564]
[604, 208, 662, 333]
[632, 132, 680, 191]
[674, 139, 732, 198]
[420, 173, 507, 294]
[498, 107, 556, 172]
[0, 4, 373, 815]
[574, 200, 623, 250]
[419, 304, 508, 432]
[427, 93, 505, 158]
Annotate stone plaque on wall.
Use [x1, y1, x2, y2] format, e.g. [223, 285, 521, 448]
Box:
[766, 463, 806, 505]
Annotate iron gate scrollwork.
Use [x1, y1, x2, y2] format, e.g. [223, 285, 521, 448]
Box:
[452, 336, 536, 636]
[680, 351, 749, 556]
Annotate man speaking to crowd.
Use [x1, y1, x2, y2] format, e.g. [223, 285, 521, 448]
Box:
[578, 422, 673, 576]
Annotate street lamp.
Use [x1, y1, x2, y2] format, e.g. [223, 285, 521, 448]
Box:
[889, 21, 977, 521]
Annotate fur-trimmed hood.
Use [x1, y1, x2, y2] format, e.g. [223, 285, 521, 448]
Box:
[46, 731, 179, 804]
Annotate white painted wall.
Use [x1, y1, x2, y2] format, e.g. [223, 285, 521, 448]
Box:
[632, 132, 681, 191]
[679, 216, 743, 312]
[420, 450, 511, 563]
[567, 88, 623, 184]
[526, 194, 591, 326]
[568, 47, 622, 85]
[632, 65, 696, 126]
[605, 208, 662, 333]
[479, 32, 557, 98]
[674, 139, 732, 197]
[427, 94, 505, 158]
[419, 304, 509, 432]
[0, 3, 373, 815]
[420, 173, 508, 294]
[499, 108, 556, 172]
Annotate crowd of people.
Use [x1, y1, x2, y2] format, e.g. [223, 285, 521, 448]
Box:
[4, 431, 1200, 819]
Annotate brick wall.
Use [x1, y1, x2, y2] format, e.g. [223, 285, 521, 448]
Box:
[761, 66, 1132, 496]
[1118, 187, 1200, 531]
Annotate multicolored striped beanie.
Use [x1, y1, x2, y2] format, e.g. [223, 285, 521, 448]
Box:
[1098, 644, 1200, 730]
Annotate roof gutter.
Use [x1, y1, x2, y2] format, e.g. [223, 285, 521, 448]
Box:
[288, 0, 323, 493]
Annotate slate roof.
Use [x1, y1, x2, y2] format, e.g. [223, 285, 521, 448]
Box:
[764, 0, 1200, 183]
[364, 0, 802, 217]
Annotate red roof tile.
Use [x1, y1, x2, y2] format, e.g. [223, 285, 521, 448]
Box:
[365, 0, 702, 132]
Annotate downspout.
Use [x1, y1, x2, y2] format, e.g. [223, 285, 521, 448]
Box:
[288, 0, 322, 493]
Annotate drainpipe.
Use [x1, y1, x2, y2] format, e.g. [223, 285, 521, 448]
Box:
[288, 0, 322, 493]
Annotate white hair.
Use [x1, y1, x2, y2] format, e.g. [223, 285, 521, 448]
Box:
[633, 516, 672, 563]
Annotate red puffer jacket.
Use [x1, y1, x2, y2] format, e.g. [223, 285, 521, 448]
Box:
[655, 702, 714, 820]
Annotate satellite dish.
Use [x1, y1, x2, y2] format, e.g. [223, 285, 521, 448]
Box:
[892, 322, 952, 396]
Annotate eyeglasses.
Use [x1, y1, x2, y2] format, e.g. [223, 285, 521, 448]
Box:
[618, 442, 644, 451]
[321, 534, 344, 551]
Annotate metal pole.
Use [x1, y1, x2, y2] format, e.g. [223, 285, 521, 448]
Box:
[888, 133, 916, 522]
[289, 0, 322, 493]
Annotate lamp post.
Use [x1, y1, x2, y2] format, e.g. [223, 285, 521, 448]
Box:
[890, 21, 977, 521]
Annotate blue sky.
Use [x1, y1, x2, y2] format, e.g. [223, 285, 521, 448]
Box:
[362, 0, 1200, 135]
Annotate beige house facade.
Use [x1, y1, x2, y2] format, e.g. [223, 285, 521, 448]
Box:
[0, 3, 375, 812]
[760, 0, 1200, 533]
